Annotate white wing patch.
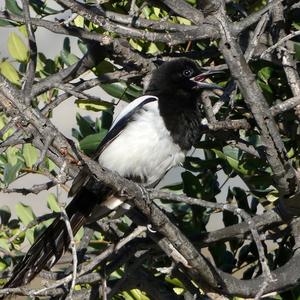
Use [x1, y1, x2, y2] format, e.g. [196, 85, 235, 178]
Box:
[111, 95, 158, 129]
[98, 100, 185, 187]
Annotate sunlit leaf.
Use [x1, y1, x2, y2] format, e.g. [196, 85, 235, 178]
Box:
[47, 193, 61, 213]
[175, 16, 191, 25]
[266, 190, 279, 202]
[7, 32, 29, 62]
[23, 144, 38, 169]
[213, 146, 250, 175]
[75, 99, 113, 112]
[0, 60, 20, 86]
[0, 239, 10, 252]
[75, 227, 84, 241]
[129, 39, 143, 52]
[6, 147, 21, 166]
[25, 228, 35, 245]
[44, 157, 57, 172]
[130, 289, 150, 300]
[258, 66, 273, 83]
[74, 15, 85, 28]
[18, 25, 28, 37]
[15, 203, 36, 226]
[147, 42, 160, 54]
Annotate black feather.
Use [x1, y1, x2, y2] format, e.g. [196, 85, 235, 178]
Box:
[146, 58, 203, 150]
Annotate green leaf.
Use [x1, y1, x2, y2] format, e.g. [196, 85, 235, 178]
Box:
[147, 42, 160, 55]
[142, 6, 151, 18]
[7, 32, 29, 62]
[0, 60, 20, 86]
[0, 239, 10, 252]
[74, 227, 84, 241]
[6, 146, 21, 166]
[0, 206, 11, 225]
[23, 144, 38, 169]
[63, 37, 71, 52]
[175, 16, 191, 25]
[0, 113, 14, 140]
[0, 258, 8, 271]
[15, 203, 36, 226]
[79, 132, 107, 154]
[76, 113, 95, 137]
[60, 50, 79, 66]
[292, 22, 300, 31]
[101, 82, 142, 102]
[0, 19, 16, 27]
[3, 161, 23, 186]
[47, 193, 61, 213]
[100, 111, 113, 131]
[75, 99, 113, 112]
[294, 42, 300, 61]
[129, 39, 143, 52]
[74, 15, 85, 28]
[5, 0, 23, 16]
[258, 66, 273, 83]
[44, 157, 56, 172]
[165, 277, 185, 288]
[214, 146, 250, 175]
[121, 291, 135, 300]
[18, 25, 28, 37]
[130, 289, 150, 300]
[181, 171, 202, 198]
[266, 190, 279, 202]
[78, 40, 88, 54]
[153, 7, 161, 17]
[36, 53, 57, 76]
[29, 0, 62, 15]
[93, 60, 115, 76]
[25, 228, 35, 245]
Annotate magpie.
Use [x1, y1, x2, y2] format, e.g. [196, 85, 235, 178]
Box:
[4, 58, 222, 288]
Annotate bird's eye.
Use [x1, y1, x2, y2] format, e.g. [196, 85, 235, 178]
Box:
[183, 69, 193, 77]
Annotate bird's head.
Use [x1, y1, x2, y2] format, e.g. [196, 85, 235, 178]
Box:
[146, 58, 222, 96]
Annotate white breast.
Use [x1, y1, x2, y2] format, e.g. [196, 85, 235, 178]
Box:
[98, 101, 185, 187]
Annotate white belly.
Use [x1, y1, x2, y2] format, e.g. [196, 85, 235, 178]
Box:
[98, 101, 185, 186]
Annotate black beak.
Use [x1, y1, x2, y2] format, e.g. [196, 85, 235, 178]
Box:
[190, 69, 224, 90]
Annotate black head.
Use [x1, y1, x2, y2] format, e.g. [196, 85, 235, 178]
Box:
[146, 58, 221, 96]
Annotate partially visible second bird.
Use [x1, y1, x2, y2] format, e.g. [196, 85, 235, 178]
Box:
[4, 58, 222, 288]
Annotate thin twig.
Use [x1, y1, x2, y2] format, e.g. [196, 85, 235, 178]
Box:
[260, 30, 300, 59]
[21, 0, 37, 105]
[34, 131, 55, 170]
[57, 161, 77, 299]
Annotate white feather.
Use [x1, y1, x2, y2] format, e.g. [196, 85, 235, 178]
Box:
[98, 99, 185, 186]
[111, 95, 158, 128]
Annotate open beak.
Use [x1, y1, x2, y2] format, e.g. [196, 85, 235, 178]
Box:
[191, 69, 224, 90]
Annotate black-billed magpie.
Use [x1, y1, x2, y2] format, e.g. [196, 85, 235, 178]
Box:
[4, 58, 222, 288]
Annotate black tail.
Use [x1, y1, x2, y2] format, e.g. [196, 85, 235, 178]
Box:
[4, 187, 100, 288]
